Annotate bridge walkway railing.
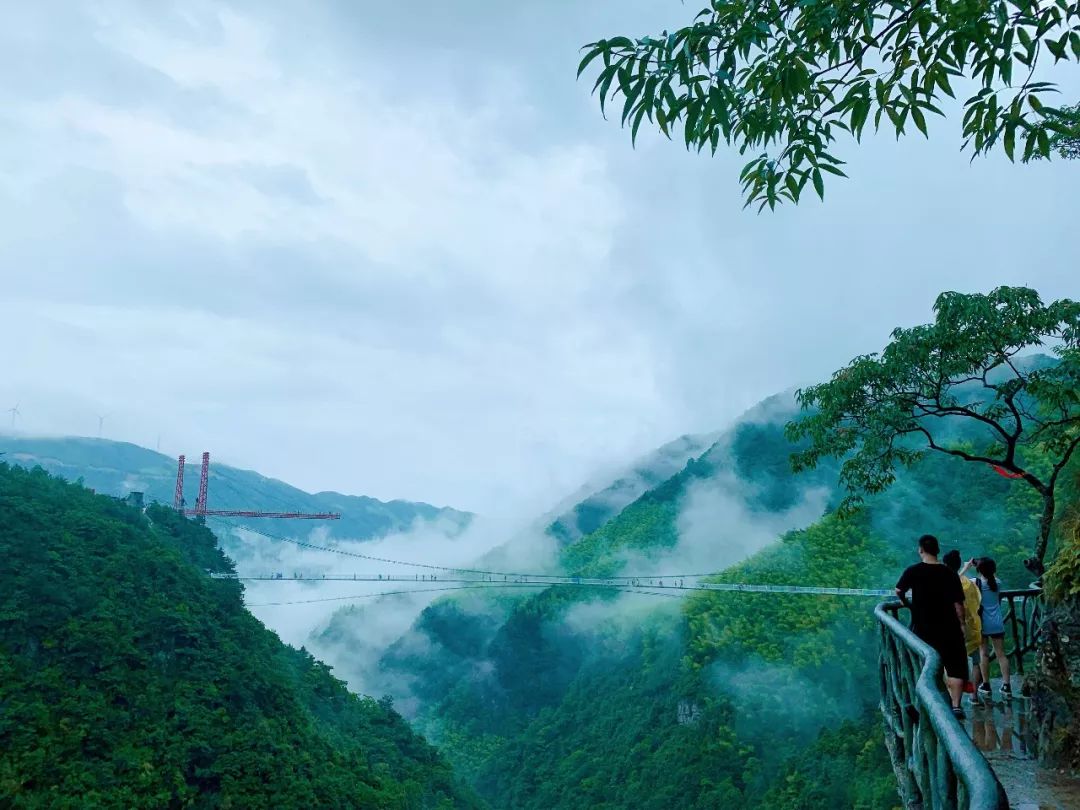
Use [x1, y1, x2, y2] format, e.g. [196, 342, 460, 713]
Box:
[876, 588, 1042, 810]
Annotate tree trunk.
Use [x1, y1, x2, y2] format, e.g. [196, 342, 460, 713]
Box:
[1027, 492, 1057, 576]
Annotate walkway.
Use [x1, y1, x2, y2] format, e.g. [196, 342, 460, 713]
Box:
[961, 686, 1080, 810]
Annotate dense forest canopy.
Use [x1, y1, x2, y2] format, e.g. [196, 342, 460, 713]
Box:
[0, 463, 478, 809]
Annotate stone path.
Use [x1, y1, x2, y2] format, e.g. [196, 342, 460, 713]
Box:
[960, 685, 1080, 809]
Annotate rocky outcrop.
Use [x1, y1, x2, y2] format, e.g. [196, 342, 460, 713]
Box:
[1030, 596, 1080, 773]
[676, 699, 702, 726]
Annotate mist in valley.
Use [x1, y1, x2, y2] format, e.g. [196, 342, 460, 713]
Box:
[217, 429, 857, 744]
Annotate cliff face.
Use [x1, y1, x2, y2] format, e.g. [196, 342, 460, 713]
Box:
[1032, 597, 1080, 773]
[1035, 476, 1080, 773]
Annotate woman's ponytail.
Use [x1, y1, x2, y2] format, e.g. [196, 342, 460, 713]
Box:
[976, 558, 999, 592]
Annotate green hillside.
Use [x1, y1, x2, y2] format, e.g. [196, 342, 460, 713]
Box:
[0, 463, 480, 809]
[371, 410, 1047, 809]
[544, 430, 720, 545]
[0, 435, 471, 542]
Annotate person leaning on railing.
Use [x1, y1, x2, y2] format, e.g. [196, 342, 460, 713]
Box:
[895, 534, 970, 718]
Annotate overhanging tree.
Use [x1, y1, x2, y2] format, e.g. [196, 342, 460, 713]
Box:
[1040, 101, 1080, 158]
[784, 287, 1080, 574]
[578, 0, 1080, 208]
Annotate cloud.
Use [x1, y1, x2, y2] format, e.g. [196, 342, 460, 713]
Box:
[0, 0, 1077, 519]
[221, 507, 557, 701]
[609, 471, 830, 579]
[0, 1, 679, 513]
[708, 657, 859, 744]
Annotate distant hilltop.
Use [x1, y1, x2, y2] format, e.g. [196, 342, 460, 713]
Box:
[0, 435, 471, 542]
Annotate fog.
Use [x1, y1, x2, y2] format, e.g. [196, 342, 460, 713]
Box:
[220, 512, 555, 647]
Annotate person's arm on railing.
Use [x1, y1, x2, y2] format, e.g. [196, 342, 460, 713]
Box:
[894, 565, 915, 610]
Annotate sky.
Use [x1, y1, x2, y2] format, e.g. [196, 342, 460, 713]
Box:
[1, 1, 1077, 515]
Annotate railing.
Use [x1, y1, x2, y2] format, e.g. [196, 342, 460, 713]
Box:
[997, 588, 1043, 678]
[876, 588, 1042, 809]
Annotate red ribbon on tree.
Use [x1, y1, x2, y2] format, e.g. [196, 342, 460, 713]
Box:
[992, 465, 1025, 479]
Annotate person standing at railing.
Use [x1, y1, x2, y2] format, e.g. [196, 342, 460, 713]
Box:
[895, 534, 969, 718]
[943, 550, 984, 697]
[962, 557, 1013, 703]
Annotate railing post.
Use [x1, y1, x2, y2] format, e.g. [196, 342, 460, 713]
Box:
[1007, 594, 1024, 675]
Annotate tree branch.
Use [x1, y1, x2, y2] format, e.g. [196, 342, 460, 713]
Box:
[1049, 432, 1080, 490]
[911, 424, 1049, 493]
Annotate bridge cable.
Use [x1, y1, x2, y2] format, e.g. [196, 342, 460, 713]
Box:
[210, 517, 720, 581]
[209, 519, 892, 598]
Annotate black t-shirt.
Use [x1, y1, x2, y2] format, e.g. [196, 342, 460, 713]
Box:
[895, 562, 964, 639]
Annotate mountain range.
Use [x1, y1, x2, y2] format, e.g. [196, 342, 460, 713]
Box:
[0, 435, 471, 541]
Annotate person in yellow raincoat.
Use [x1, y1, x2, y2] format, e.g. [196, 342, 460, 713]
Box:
[944, 550, 982, 693]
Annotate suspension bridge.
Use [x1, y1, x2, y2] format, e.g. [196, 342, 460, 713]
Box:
[206, 516, 893, 604]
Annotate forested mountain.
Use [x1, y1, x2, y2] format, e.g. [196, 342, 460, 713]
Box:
[355, 399, 1047, 809]
[0, 435, 470, 541]
[543, 430, 721, 545]
[0, 462, 480, 808]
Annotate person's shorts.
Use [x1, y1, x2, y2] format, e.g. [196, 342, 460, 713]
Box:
[925, 633, 969, 681]
[983, 632, 1005, 640]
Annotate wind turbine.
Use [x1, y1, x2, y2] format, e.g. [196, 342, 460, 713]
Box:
[7, 404, 20, 430]
[98, 413, 110, 438]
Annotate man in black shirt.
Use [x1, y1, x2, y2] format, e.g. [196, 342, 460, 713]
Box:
[895, 534, 969, 718]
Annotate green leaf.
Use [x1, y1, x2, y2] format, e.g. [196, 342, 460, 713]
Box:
[631, 104, 648, 145]
[598, 69, 617, 116]
[784, 171, 801, 202]
[1037, 126, 1050, 156]
[576, 47, 604, 79]
[812, 168, 824, 200]
[912, 106, 928, 137]
[934, 71, 955, 98]
[1023, 128, 1038, 161]
[621, 79, 645, 125]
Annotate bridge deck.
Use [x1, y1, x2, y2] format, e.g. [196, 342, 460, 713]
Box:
[960, 682, 1080, 809]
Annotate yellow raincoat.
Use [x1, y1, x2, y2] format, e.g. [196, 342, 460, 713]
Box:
[961, 576, 982, 654]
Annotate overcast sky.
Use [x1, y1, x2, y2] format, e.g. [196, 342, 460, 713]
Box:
[1, 1, 1077, 515]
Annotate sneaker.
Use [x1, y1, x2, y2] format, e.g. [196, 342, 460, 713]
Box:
[1000, 683, 1013, 700]
[977, 684, 993, 704]
[952, 706, 966, 720]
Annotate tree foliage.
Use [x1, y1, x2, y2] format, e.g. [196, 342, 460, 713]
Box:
[785, 286, 1080, 571]
[578, 0, 1080, 208]
[1040, 101, 1080, 158]
[0, 464, 477, 809]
